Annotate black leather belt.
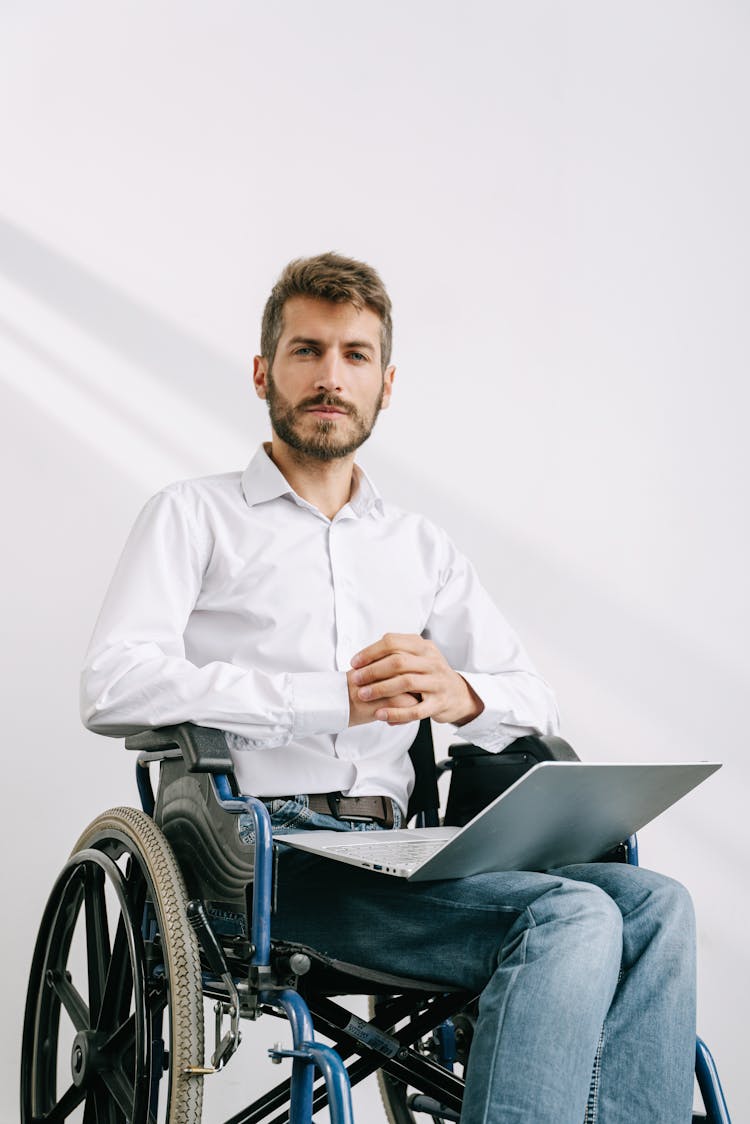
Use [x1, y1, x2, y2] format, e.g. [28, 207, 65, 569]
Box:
[305, 793, 395, 828]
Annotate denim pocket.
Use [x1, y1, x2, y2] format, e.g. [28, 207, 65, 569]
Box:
[237, 797, 312, 845]
[237, 796, 402, 843]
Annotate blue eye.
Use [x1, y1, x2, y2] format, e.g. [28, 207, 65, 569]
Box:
[349, 352, 368, 362]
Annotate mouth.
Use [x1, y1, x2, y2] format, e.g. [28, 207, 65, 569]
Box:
[304, 406, 349, 417]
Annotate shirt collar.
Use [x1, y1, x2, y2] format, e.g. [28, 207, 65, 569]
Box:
[241, 444, 384, 518]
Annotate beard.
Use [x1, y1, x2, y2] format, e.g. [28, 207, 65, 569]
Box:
[265, 369, 385, 461]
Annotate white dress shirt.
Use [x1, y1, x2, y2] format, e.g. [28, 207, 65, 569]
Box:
[81, 444, 559, 811]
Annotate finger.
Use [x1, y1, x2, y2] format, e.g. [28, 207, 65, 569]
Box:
[358, 673, 431, 702]
[375, 699, 434, 725]
[367, 691, 420, 708]
[351, 633, 430, 669]
[388, 692, 422, 708]
[352, 653, 433, 688]
[364, 692, 420, 719]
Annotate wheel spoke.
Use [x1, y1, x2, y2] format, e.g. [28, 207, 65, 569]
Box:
[84, 865, 111, 1019]
[102, 983, 167, 1059]
[123, 856, 148, 918]
[99, 1064, 136, 1119]
[47, 970, 90, 1033]
[30, 1080, 86, 1122]
[97, 914, 131, 1032]
[102, 1009, 136, 1061]
[82, 1082, 120, 1124]
[81, 1094, 96, 1124]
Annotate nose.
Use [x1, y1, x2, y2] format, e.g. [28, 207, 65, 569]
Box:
[314, 353, 344, 394]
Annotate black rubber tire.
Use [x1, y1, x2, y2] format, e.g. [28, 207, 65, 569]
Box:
[376, 1067, 415, 1124]
[21, 806, 204, 1123]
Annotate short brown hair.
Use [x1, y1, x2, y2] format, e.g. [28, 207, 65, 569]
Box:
[260, 252, 393, 370]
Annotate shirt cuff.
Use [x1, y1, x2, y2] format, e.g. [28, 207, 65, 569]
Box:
[290, 671, 350, 737]
[453, 671, 541, 751]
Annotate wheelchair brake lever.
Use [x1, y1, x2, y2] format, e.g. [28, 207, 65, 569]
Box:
[186, 900, 242, 1069]
[212, 998, 241, 1069]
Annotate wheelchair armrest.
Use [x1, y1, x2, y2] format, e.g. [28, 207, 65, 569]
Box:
[510, 734, 580, 762]
[443, 733, 581, 827]
[124, 722, 235, 774]
[447, 733, 580, 764]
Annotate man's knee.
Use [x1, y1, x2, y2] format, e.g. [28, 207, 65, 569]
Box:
[523, 878, 623, 955]
[561, 863, 696, 960]
[562, 863, 693, 919]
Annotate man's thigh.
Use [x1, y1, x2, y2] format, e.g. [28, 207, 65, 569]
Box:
[273, 851, 613, 992]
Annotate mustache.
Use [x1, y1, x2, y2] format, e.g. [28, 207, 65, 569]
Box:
[297, 394, 354, 415]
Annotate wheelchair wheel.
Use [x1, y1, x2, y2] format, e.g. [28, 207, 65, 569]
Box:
[21, 806, 204, 1123]
[369, 997, 476, 1124]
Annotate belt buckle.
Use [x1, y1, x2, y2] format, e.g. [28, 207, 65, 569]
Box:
[326, 793, 393, 828]
[378, 798, 395, 829]
[326, 792, 344, 819]
[326, 793, 373, 822]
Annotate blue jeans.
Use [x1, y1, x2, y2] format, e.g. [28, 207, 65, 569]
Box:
[240, 799, 696, 1124]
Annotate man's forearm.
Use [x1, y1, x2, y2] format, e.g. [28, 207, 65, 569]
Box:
[81, 643, 349, 742]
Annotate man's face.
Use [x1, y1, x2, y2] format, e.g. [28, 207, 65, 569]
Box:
[253, 296, 395, 461]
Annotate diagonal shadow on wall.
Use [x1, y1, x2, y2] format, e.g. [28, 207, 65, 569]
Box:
[0, 215, 250, 421]
[0, 214, 745, 852]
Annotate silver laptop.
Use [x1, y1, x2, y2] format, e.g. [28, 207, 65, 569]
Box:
[275, 761, 721, 881]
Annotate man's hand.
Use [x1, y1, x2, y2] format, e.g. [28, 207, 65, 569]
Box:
[346, 669, 418, 728]
[348, 633, 484, 727]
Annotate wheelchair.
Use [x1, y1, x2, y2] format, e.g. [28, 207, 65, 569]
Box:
[21, 721, 732, 1124]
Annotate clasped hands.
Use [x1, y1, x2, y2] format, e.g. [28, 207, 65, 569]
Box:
[346, 633, 483, 728]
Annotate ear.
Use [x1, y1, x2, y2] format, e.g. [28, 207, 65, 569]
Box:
[253, 355, 269, 399]
[380, 364, 396, 410]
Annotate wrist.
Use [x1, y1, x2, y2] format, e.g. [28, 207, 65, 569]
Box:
[453, 675, 484, 726]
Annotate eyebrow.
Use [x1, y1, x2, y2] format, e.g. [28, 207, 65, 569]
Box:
[286, 336, 375, 352]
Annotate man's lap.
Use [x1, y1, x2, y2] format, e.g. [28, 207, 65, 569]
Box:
[232, 796, 690, 992]
[272, 850, 673, 992]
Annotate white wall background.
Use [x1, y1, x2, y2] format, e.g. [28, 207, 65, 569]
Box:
[2, 2, 748, 1120]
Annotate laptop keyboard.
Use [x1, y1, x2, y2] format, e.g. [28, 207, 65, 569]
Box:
[323, 839, 445, 869]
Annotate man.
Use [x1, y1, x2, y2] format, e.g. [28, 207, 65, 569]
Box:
[81, 252, 696, 1123]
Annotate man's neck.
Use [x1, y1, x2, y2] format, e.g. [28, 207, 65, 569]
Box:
[266, 439, 357, 520]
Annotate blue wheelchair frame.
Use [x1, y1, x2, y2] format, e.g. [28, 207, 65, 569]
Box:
[203, 775, 354, 1124]
[21, 719, 731, 1124]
